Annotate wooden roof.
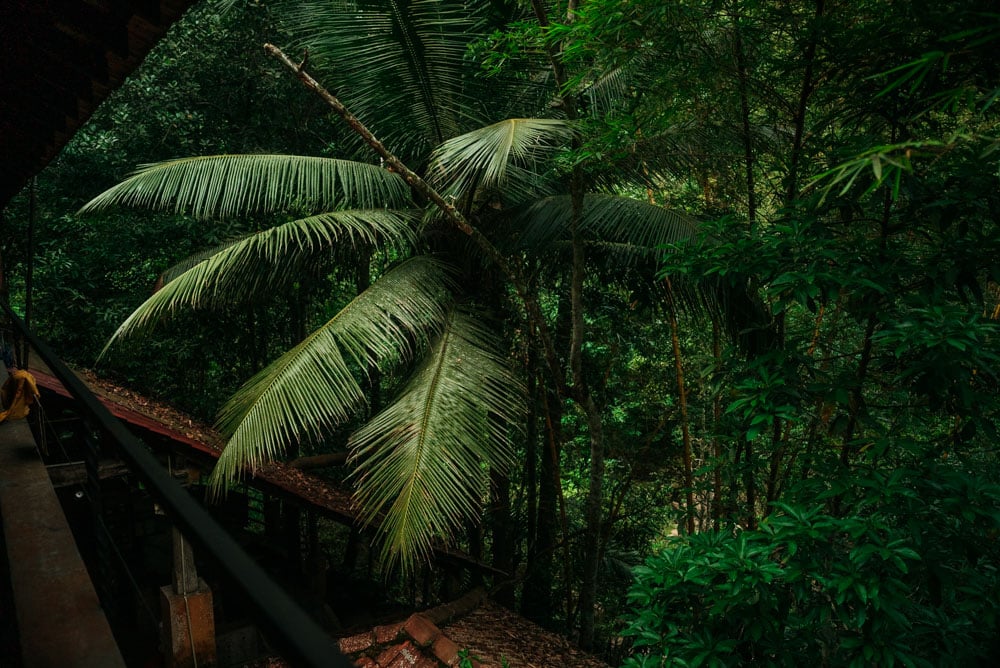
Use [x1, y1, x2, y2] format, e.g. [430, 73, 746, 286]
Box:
[0, 0, 197, 207]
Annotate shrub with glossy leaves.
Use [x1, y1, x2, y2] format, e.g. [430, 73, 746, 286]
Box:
[621, 464, 1000, 667]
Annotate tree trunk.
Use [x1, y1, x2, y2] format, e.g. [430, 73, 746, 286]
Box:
[577, 395, 605, 651]
[666, 278, 696, 535]
[732, 2, 757, 227]
[571, 188, 606, 649]
[711, 317, 724, 529]
[523, 348, 538, 571]
[489, 466, 515, 606]
[784, 0, 825, 205]
[467, 521, 484, 587]
[521, 379, 560, 624]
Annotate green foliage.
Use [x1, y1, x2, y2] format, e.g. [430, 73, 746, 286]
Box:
[622, 464, 1000, 667]
[8, 0, 1000, 658]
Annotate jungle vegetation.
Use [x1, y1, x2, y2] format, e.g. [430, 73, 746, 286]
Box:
[2, 0, 1000, 665]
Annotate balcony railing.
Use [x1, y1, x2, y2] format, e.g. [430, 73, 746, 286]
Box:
[2, 303, 352, 668]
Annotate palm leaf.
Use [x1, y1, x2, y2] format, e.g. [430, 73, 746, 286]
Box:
[79, 155, 410, 220]
[99, 209, 420, 355]
[427, 118, 573, 205]
[210, 255, 454, 489]
[515, 194, 700, 263]
[348, 307, 522, 572]
[287, 0, 495, 158]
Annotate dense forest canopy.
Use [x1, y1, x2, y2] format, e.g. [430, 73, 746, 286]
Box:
[2, 0, 1000, 664]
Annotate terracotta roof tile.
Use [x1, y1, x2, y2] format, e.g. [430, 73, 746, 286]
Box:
[374, 622, 404, 645]
[386, 641, 425, 667]
[431, 635, 460, 666]
[403, 613, 441, 647]
[340, 631, 376, 655]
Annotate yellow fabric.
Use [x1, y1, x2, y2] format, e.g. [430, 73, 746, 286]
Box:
[0, 369, 40, 422]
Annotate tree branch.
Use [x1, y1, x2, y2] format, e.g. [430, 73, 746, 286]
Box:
[263, 43, 567, 397]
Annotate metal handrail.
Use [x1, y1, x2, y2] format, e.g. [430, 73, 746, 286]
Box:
[2, 304, 352, 668]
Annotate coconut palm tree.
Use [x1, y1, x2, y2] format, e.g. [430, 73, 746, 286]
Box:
[81, 0, 699, 580]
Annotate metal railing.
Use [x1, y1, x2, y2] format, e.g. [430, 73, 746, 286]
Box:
[2, 304, 353, 668]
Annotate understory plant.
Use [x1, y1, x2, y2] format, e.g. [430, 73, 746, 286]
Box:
[621, 461, 1000, 667]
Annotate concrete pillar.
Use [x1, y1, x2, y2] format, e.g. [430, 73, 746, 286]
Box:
[161, 529, 216, 667]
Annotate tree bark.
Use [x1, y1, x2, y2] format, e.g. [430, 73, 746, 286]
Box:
[732, 3, 757, 227]
[666, 277, 696, 535]
[489, 466, 515, 606]
[711, 317, 724, 529]
[784, 0, 825, 205]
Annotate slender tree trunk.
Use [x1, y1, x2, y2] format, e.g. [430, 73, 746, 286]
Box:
[521, 380, 560, 624]
[571, 174, 606, 651]
[711, 318, 724, 529]
[467, 520, 484, 587]
[666, 278, 696, 535]
[520, 340, 545, 618]
[840, 187, 891, 467]
[732, 4, 757, 227]
[784, 0, 825, 205]
[525, 356, 538, 563]
[765, 417, 786, 506]
[577, 393, 605, 650]
[489, 466, 515, 606]
[744, 438, 757, 530]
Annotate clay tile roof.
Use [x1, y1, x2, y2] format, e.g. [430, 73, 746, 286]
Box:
[442, 601, 611, 668]
[338, 612, 472, 668]
[335, 589, 611, 668]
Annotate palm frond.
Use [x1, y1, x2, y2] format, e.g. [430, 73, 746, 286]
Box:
[210, 255, 455, 490]
[515, 194, 700, 263]
[348, 307, 522, 573]
[287, 1, 496, 158]
[79, 155, 409, 220]
[427, 118, 573, 205]
[100, 209, 420, 355]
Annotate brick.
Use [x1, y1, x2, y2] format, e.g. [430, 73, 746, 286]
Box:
[377, 643, 404, 666]
[386, 641, 425, 667]
[340, 631, 375, 654]
[403, 613, 441, 647]
[432, 636, 460, 666]
[375, 622, 404, 644]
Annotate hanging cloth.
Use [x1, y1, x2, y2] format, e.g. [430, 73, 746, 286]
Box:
[0, 368, 40, 423]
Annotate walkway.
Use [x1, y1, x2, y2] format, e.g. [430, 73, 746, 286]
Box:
[0, 369, 125, 667]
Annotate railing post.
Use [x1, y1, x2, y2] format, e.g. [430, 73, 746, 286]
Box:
[161, 528, 217, 667]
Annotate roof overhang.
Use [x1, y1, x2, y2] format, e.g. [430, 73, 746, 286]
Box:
[1, 0, 198, 208]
